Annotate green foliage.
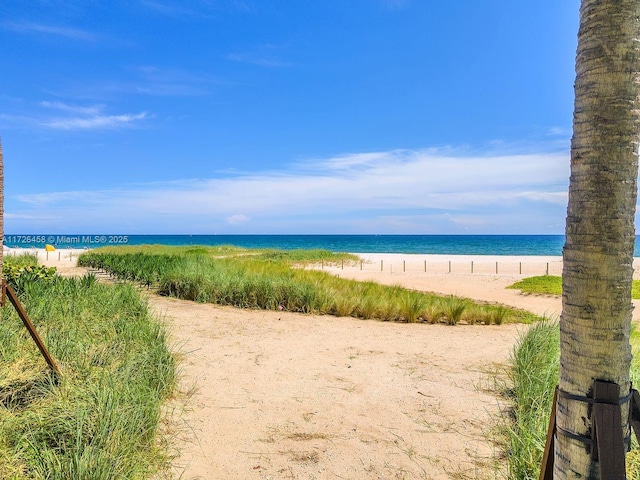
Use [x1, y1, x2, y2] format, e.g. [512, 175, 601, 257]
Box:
[509, 275, 640, 299]
[79, 246, 537, 325]
[500, 321, 559, 479]
[508, 275, 562, 296]
[4, 264, 57, 294]
[5, 253, 38, 268]
[500, 322, 640, 479]
[440, 295, 468, 325]
[0, 277, 175, 478]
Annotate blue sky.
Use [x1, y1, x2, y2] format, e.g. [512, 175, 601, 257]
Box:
[1, 0, 578, 234]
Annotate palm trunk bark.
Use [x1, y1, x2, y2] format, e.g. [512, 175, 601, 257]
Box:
[555, 0, 640, 478]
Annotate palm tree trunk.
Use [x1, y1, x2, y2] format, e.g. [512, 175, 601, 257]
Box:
[555, 0, 640, 478]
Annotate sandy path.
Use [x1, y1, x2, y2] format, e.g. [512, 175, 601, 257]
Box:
[26, 249, 578, 478]
[153, 296, 521, 479]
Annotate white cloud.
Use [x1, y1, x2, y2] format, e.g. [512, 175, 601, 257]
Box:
[1, 101, 149, 131]
[226, 214, 251, 225]
[8, 147, 570, 234]
[3, 21, 97, 41]
[40, 112, 148, 130]
[41, 101, 104, 115]
[227, 44, 292, 67]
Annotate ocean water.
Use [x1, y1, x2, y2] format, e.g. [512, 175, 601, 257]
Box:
[4, 234, 567, 256]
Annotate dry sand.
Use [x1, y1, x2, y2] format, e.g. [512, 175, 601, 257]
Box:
[14, 247, 629, 479]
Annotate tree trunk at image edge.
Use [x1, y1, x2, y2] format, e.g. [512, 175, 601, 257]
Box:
[556, 1, 640, 478]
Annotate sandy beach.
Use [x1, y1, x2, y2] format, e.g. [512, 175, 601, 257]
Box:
[8, 247, 634, 478]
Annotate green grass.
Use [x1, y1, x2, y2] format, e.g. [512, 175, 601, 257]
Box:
[500, 322, 640, 479]
[508, 275, 640, 299]
[79, 245, 539, 325]
[507, 276, 563, 296]
[0, 274, 176, 479]
[5, 253, 38, 268]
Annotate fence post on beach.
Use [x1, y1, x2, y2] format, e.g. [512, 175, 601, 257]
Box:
[46, 251, 48, 261]
[471, 261, 474, 274]
[403, 260, 405, 272]
[546, 263, 549, 275]
[58, 252, 61, 261]
[341, 260, 344, 270]
[424, 260, 427, 273]
[496, 261, 498, 274]
[519, 262, 522, 275]
[360, 260, 363, 270]
[381, 260, 383, 272]
[448, 261, 451, 274]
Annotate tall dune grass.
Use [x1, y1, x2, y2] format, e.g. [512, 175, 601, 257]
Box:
[0, 274, 175, 478]
[79, 246, 538, 325]
[499, 322, 640, 479]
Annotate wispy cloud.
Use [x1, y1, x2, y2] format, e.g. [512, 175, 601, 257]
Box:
[227, 44, 292, 67]
[41, 101, 104, 116]
[9, 147, 570, 234]
[37, 102, 148, 130]
[40, 112, 148, 130]
[1, 100, 148, 131]
[140, 0, 256, 17]
[2, 21, 97, 41]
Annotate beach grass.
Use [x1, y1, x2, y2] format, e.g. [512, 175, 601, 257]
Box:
[78, 245, 539, 325]
[499, 322, 640, 479]
[0, 272, 175, 478]
[508, 275, 640, 299]
[5, 253, 38, 268]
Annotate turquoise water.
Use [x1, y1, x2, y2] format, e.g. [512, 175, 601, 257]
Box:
[4, 234, 566, 256]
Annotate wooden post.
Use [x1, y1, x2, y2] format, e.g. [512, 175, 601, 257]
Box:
[58, 251, 61, 261]
[424, 260, 426, 273]
[341, 259, 344, 270]
[4, 283, 60, 375]
[591, 381, 626, 477]
[381, 260, 383, 272]
[360, 260, 363, 270]
[519, 262, 522, 275]
[448, 261, 451, 274]
[546, 262, 549, 275]
[538, 389, 557, 480]
[403, 260, 405, 272]
[471, 261, 474, 274]
[495, 261, 498, 274]
[539, 382, 631, 479]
